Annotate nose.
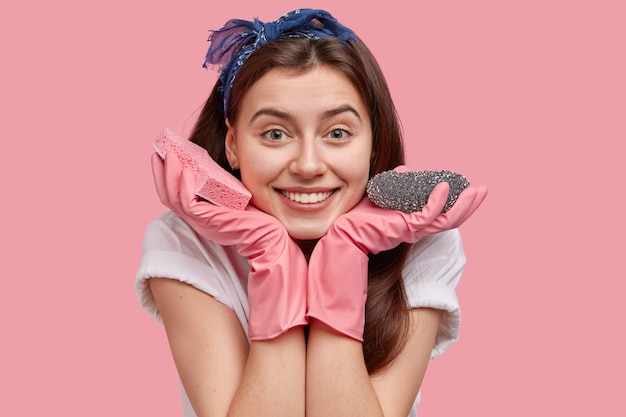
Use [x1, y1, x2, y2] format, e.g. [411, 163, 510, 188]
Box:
[289, 138, 327, 179]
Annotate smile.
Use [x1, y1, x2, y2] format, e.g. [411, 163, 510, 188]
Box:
[281, 190, 334, 204]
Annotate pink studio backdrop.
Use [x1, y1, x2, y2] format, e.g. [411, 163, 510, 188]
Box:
[1, 0, 624, 415]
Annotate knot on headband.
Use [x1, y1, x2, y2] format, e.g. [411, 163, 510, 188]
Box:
[202, 9, 358, 118]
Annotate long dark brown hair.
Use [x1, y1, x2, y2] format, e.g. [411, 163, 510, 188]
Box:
[190, 37, 411, 374]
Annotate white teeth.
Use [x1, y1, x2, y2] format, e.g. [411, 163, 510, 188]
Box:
[282, 190, 333, 204]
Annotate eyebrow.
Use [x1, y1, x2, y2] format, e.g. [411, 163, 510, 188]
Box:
[322, 105, 362, 121]
[249, 105, 362, 125]
[249, 108, 292, 125]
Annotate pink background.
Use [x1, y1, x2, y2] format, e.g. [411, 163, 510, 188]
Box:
[2, 0, 624, 415]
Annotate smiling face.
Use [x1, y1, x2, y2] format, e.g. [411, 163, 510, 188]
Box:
[225, 65, 373, 241]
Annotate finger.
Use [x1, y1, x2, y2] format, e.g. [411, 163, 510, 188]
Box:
[453, 185, 489, 226]
[420, 182, 450, 221]
[473, 186, 488, 209]
[424, 188, 474, 230]
[163, 152, 185, 210]
[392, 165, 411, 173]
[151, 153, 169, 206]
[436, 183, 488, 229]
[178, 166, 201, 212]
[446, 187, 479, 228]
[399, 182, 450, 234]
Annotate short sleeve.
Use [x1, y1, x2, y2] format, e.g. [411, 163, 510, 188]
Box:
[403, 229, 466, 360]
[135, 212, 250, 333]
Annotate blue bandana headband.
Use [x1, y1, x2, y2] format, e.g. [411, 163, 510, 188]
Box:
[202, 9, 359, 119]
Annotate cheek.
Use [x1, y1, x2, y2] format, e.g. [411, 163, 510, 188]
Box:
[237, 149, 275, 185]
[340, 149, 372, 189]
[237, 152, 283, 209]
[240, 166, 270, 194]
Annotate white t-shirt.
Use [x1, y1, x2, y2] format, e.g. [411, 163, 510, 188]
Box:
[136, 211, 467, 417]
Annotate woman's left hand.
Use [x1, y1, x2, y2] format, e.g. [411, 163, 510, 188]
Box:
[306, 172, 488, 341]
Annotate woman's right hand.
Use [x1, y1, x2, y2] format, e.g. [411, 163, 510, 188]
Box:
[151, 152, 309, 340]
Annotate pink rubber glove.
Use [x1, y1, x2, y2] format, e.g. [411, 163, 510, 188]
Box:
[151, 152, 308, 340]
[307, 168, 488, 341]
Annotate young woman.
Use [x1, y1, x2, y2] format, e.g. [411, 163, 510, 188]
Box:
[137, 9, 487, 417]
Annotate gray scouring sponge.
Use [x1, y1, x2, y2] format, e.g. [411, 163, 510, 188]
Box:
[366, 170, 470, 213]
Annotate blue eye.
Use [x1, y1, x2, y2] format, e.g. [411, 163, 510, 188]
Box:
[328, 129, 349, 139]
[264, 129, 285, 141]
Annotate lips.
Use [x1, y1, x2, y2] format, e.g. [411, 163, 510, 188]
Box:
[280, 190, 334, 204]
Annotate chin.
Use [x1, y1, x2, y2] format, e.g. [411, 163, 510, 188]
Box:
[286, 224, 331, 241]
[288, 230, 327, 241]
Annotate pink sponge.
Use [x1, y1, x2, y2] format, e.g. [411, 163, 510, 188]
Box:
[153, 128, 252, 210]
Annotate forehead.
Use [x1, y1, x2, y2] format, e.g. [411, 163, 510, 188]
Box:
[240, 65, 367, 114]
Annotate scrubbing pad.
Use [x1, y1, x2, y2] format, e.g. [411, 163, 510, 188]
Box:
[153, 128, 252, 210]
[367, 170, 469, 213]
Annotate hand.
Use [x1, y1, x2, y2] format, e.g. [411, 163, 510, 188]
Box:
[152, 152, 308, 340]
[307, 168, 487, 341]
